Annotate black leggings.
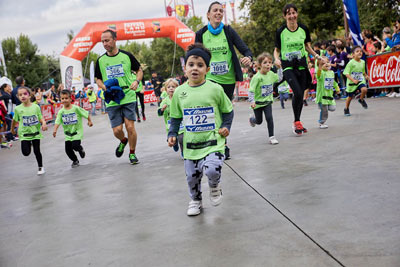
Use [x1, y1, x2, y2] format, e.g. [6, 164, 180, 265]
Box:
[65, 140, 83, 162]
[135, 92, 145, 117]
[253, 104, 274, 137]
[21, 139, 43, 167]
[283, 69, 309, 122]
[219, 83, 236, 101]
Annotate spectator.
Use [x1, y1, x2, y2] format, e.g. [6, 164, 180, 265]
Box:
[150, 71, 164, 106]
[363, 33, 376, 56]
[0, 77, 16, 144]
[87, 85, 97, 116]
[11, 76, 24, 108]
[336, 44, 349, 96]
[383, 19, 400, 49]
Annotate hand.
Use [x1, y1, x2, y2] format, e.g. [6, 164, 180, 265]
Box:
[218, 127, 230, 137]
[42, 124, 48, 131]
[168, 136, 176, 147]
[250, 103, 256, 109]
[88, 121, 93, 127]
[140, 89, 145, 94]
[162, 104, 167, 111]
[130, 81, 139, 90]
[274, 59, 282, 69]
[365, 75, 369, 81]
[240, 56, 252, 67]
[53, 131, 57, 138]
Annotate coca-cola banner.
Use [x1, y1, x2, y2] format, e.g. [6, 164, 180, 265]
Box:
[367, 51, 400, 89]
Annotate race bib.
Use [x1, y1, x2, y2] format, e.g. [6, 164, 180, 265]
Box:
[324, 78, 334, 90]
[106, 64, 125, 79]
[261, 84, 273, 97]
[285, 51, 302, 61]
[183, 107, 215, 132]
[62, 113, 78, 125]
[351, 72, 363, 81]
[210, 61, 229, 75]
[278, 85, 289, 93]
[22, 115, 39, 127]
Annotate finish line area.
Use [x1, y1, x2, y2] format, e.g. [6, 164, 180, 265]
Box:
[1, 98, 399, 266]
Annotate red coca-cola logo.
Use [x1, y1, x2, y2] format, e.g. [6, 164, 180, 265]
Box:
[368, 51, 400, 88]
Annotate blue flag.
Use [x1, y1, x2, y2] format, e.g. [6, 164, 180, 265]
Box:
[343, 0, 364, 46]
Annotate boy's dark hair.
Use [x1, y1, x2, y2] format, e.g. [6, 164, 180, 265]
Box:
[186, 43, 211, 59]
[208, 1, 222, 13]
[365, 33, 374, 39]
[336, 44, 345, 51]
[60, 89, 72, 97]
[374, 42, 382, 50]
[283, 3, 297, 15]
[15, 76, 24, 86]
[102, 29, 117, 39]
[313, 42, 321, 48]
[327, 45, 336, 52]
[352, 45, 362, 53]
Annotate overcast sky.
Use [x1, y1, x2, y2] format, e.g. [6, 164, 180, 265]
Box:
[0, 0, 246, 56]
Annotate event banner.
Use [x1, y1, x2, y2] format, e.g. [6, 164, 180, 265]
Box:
[235, 80, 250, 97]
[367, 50, 400, 89]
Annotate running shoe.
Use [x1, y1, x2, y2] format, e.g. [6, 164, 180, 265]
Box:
[303, 99, 308, 106]
[209, 184, 223, 206]
[269, 136, 279, 145]
[249, 116, 256, 127]
[187, 200, 202, 216]
[319, 124, 329, 129]
[292, 121, 306, 136]
[142, 113, 146, 121]
[37, 167, 45, 175]
[173, 143, 179, 152]
[224, 146, 230, 160]
[0, 142, 12, 149]
[129, 153, 139, 165]
[71, 161, 80, 168]
[78, 148, 85, 159]
[344, 108, 351, 116]
[137, 116, 141, 123]
[358, 99, 368, 109]
[115, 141, 127, 157]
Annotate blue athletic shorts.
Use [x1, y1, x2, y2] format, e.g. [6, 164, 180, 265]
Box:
[347, 83, 366, 97]
[106, 102, 137, 128]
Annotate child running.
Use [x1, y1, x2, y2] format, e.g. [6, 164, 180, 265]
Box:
[53, 90, 93, 167]
[315, 57, 340, 129]
[343, 46, 369, 116]
[248, 52, 279, 145]
[167, 43, 234, 216]
[11, 87, 48, 175]
[158, 78, 184, 154]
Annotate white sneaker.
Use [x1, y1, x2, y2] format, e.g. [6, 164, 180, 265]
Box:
[209, 184, 223, 206]
[187, 200, 202, 216]
[37, 167, 45, 175]
[319, 124, 329, 129]
[388, 92, 396, 97]
[395, 93, 400, 97]
[269, 136, 279, 145]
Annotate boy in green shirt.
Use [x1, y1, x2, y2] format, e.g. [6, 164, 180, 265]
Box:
[316, 57, 340, 129]
[343, 46, 369, 116]
[168, 43, 234, 216]
[53, 90, 93, 167]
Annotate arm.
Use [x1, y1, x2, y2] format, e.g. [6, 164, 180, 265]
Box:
[130, 67, 144, 90]
[219, 110, 234, 137]
[11, 119, 17, 135]
[305, 42, 320, 60]
[96, 78, 106, 91]
[87, 114, 93, 127]
[228, 26, 253, 66]
[53, 124, 60, 137]
[40, 118, 47, 131]
[274, 47, 282, 69]
[345, 74, 359, 84]
[167, 117, 183, 147]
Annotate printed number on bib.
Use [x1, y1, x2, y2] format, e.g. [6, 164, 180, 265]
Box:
[324, 78, 334, 90]
[285, 51, 302, 61]
[106, 64, 125, 79]
[183, 107, 215, 132]
[351, 72, 363, 81]
[22, 115, 39, 127]
[210, 61, 229, 75]
[62, 113, 78, 125]
[261, 84, 273, 97]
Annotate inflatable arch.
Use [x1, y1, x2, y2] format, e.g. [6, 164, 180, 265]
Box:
[60, 17, 195, 90]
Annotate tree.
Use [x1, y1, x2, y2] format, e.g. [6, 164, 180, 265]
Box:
[1, 35, 48, 88]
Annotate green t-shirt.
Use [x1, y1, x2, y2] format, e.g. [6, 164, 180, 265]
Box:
[275, 23, 311, 71]
[203, 29, 236, 85]
[170, 80, 233, 160]
[343, 58, 366, 93]
[159, 97, 184, 134]
[94, 49, 141, 107]
[87, 89, 97, 103]
[160, 90, 168, 100]
[278, 81, 290, 94]
[55, 105, 89, 141]
[13, 104, 43, 141]
[249, 71, 278, 109]
[316, 70, 338, 106]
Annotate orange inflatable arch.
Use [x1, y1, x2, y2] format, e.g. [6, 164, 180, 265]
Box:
[60, 17, 195, 89]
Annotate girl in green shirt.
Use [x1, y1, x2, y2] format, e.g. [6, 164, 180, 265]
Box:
[11, 87, 48, 175]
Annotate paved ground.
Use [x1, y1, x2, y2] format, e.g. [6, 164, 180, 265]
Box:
[1, 97, 399, 267]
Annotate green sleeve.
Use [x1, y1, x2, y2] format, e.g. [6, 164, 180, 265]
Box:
[55, 109, 62, 125]
[169, 91, 182, 119]
[77, 106, 89, 119]
[13, 107, 20, 122]
[343, 61, 351, 76]
[362, 60, 366, 74]
[36, 105, 42, 121]
[249, 75, 258, 93]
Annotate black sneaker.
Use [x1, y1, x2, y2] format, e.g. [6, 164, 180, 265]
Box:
[129, 153, 139, 165]
[137, 117, 141, 123]
[358, 99, 368, 109]
[303, 99, 308, 106]
[173, 143, 179, 152]
[78, 148, 85, 158]
[71, 161, 80, 168]
[116, 142, 127, 157]
[344, 108, 351, 116]
[225, 146, 230, 160]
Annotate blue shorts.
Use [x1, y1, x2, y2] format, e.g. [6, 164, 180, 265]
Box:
[347, 83, 366, 97]
[106, 102, 137, 128]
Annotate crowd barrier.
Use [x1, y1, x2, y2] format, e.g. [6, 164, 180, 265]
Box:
[367, 50, 400, 89]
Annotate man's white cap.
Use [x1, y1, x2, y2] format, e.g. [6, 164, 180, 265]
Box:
[0, 76, 12, 87]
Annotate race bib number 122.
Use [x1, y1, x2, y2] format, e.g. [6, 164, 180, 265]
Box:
[183, 107, 216, 132]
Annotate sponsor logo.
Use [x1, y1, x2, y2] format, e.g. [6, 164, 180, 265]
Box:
[152, 21, 161, 33]
[124, 22, 145, 36]
[369, 55, 400, 85]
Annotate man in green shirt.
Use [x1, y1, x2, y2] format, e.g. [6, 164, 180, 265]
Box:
[95, 29, 143, 164]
